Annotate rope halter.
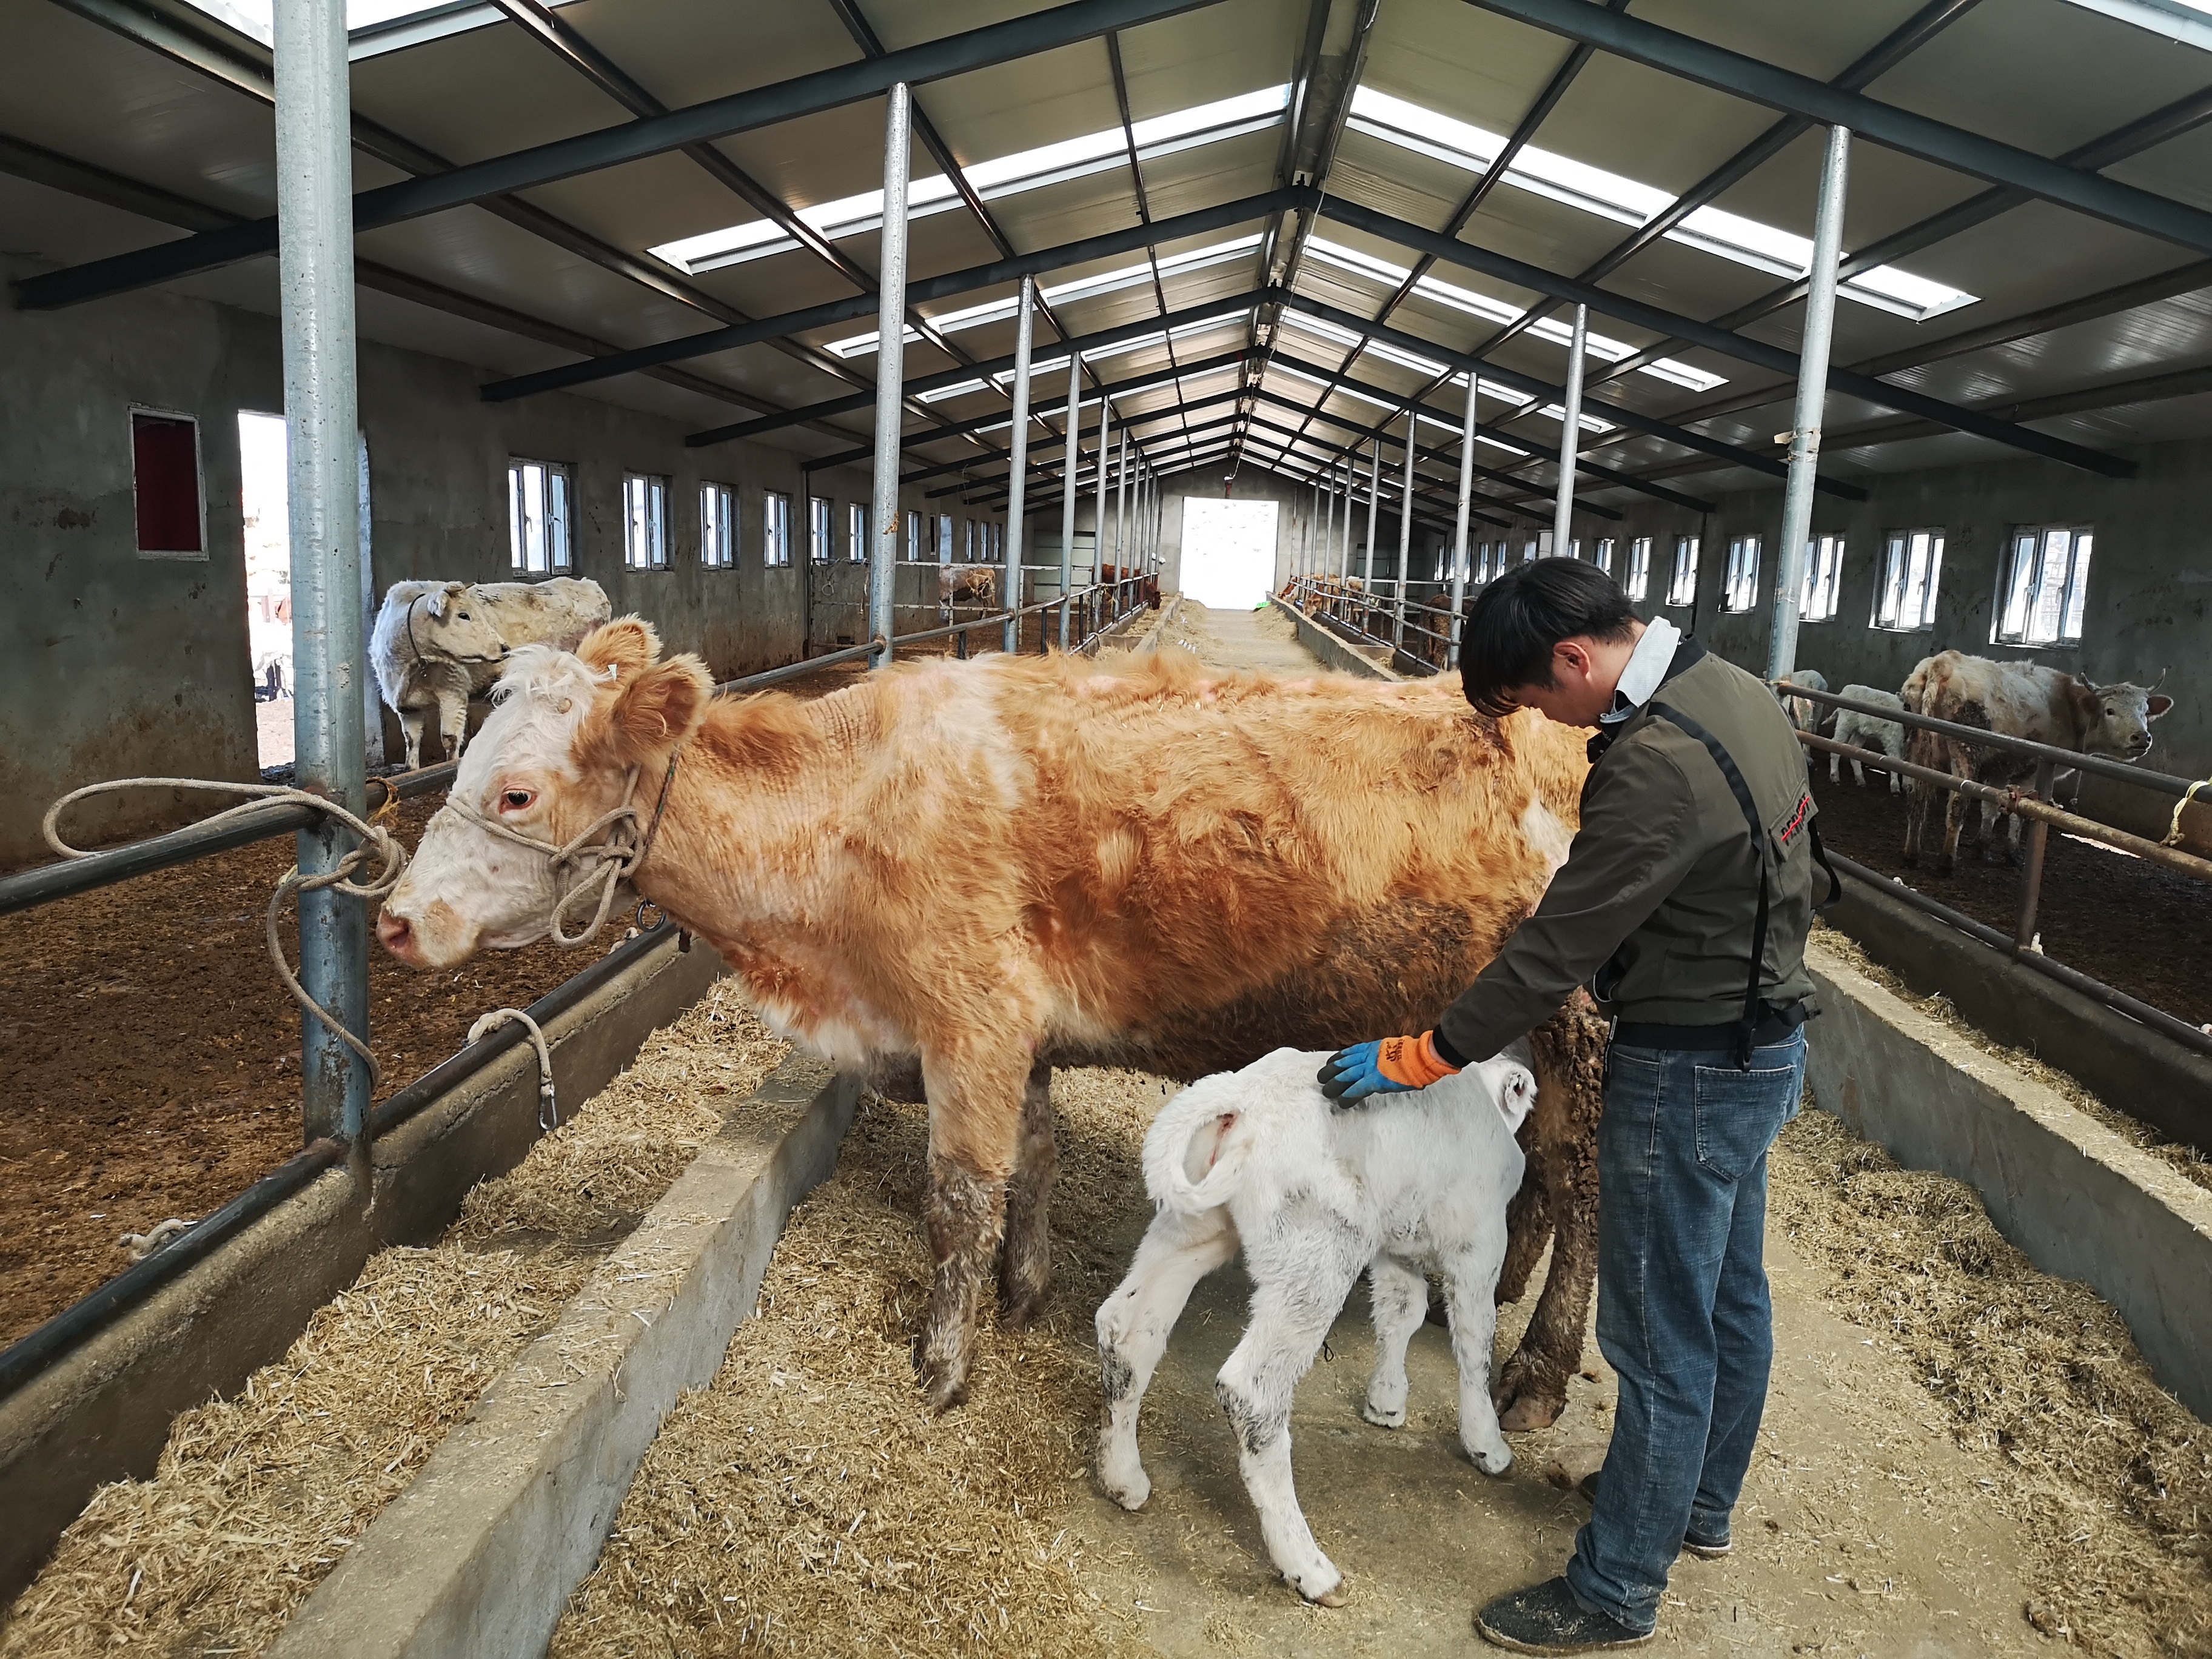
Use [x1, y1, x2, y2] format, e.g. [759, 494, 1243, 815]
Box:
[437, 749, 682, 948]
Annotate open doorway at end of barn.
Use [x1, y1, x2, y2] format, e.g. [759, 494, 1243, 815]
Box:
[1181, 497, 1278, 611]
[234, 412, 381, 774]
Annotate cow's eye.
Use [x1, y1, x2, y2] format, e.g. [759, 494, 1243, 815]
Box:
[458, 610, 472, 620]
[500, 789, 536, 812]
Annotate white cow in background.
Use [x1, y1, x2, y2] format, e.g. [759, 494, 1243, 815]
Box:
[1778, 668, 1829, 733]
[1831, 685, 1908, 792]
[1095, 1046, 1536, 1607]
[371, 577, 611, 769]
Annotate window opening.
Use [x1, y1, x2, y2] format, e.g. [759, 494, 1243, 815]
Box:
[1722, 534, 1760, 614]
[1594, 537, 1615, 575]
[132, 409, 204, 557]
[1800, 534, 1844, 622]
[1626, 537, 1652, 602]
[1666, 536, 1700, 608]
[1996, 525, 2093, 646]
[905, 509, 922, 561]
[1873, 528, 1944, 632]
[623, 473, 668, 569]
[701, 483, 734, 568]
[762, 491, 792, 568]
[809, 495, 834, 564]
[508, 458, 571, 572]
[848, 501, 868, 561]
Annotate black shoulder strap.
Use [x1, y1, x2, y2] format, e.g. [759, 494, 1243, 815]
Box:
[1647, 700, 1769, 1069]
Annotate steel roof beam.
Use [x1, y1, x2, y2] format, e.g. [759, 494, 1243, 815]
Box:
[1463, 0, 2212, 257]
[1325, 196, 2134, 477]
[478, 189, 1298, 402]
[14, 0, 1223, 310]
[685, 287, 1275, 446]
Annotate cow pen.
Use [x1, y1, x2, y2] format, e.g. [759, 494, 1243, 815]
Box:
[12, 0, 2212, 1654]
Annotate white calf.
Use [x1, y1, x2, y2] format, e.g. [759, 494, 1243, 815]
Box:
[1095, 1046, 1536, 1606]
[1831, 685, 1906, 792]
[1779, 668, 1829, 733]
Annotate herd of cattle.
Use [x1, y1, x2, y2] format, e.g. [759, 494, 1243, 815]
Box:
[357, 574, 2174, 1602]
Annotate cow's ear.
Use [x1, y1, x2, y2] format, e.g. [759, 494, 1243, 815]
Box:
[580, 652, 712, 771]
[424, 584, 453, 619]
[2148, 694, 2174, 719]
[578, 616, 660, 680]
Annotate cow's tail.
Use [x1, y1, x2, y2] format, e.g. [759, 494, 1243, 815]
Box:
[1142, 1079, 1256, 1214]
[1900, 659, 1932, 716]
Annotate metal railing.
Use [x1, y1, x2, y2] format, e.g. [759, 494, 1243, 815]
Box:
[1781, 682, 2212, 1060]
[1284, 573, 1460, 672]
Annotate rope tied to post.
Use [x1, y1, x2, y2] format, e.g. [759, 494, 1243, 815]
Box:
[468, 1007, 558, 1130]
[2165, 775, 2211, 848]
[44, 779, 408, 1088]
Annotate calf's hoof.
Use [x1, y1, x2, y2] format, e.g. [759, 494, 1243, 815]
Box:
[1295, 1566, 1349, 1607]
[1467, 1441, 1515, 1477]
[1498, 1392, 1561, 1432]
[1360, 1389, 1407, 1429]
[1098, 1465, 1150, 1512]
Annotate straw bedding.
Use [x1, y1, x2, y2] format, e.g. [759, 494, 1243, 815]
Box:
[0, 995, 789, 1657]
[1771, 1105, 2212, 1657]
[548, 1066, 1168, 1659]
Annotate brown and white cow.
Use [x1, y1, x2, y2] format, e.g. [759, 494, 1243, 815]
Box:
[938, 565, 997, 608]
[1901, 648, 2172, 871]
[376, 618, 1606, 1419]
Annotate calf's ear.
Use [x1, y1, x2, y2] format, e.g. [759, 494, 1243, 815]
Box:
[2148, 694, 2174, 719]
[580, 652, 713, 771]
[578, 617, 661, 680]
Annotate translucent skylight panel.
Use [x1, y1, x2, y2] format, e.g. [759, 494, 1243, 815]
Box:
[1346, 88, 1977, 323]
[1302, 238, 1726, 391]
[178, 0, 586, 54]
[829, 235, 1262, 357]
[916, 315, 1253, 403]
[652, 87, 1288, 278]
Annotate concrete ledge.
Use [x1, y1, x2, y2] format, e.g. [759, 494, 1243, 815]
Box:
[1278, 600, 1402, 680]
[269, 1054, 862, 1659]
[0, 929, 723, 1605]
[1829, 870, 2212, 1154]
[1805, 936, 2212, 1423]
[1127, 593, 1185, 655]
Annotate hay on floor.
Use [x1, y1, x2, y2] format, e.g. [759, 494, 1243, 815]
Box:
[551, 1067, 1171, 1659]
[1772, 1105, 2212, 1658]
[1, 996, 789, 1658]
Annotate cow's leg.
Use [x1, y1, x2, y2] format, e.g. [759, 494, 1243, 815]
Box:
[1937, 742, 1972, 873]
[1494, 1173, 1551, 1305]
[398, 706, 427, 772]
[439, 689, 469, 766]
[1361, 1254, 1427, 1429]
[1829, 750, 1842, 785]
[1443, 1242, 1514, 1476]
[917, 1047, 1026, 1412]
[998, 1057, 1057, 1328]
[1887, 751, 1903, 794]
[1216, 1232, 1366, 1606]
[1095, 1204, 1238, 1510]
[1495, 1005, 1604, 1432]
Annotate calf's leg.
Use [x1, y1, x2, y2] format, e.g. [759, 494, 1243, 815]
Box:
[1216, 1235, 1367, 1606]
[400, 706, 428, 772]
[438, 689, 469, 766]
[1094, 1204, 1238, 1510]
[998, 1059, 1057, 1328]
[1360, 1254, 1427, 1429]
[1444, 1242, 1514, 1475]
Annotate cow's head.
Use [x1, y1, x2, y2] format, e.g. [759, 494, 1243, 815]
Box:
[377, 617, 712, 967]
[407, 581, 508, 663]
[2068, 671, 2173, 762]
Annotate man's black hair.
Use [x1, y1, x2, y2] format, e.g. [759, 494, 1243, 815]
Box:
[1458, 557, 1639, 719]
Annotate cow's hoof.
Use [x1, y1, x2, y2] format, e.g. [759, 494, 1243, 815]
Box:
[999, 1284, 1048, 1331]
[1498, 1393, 1561, 1432]
[1299, 1569, 1349, 1607]
[919, 1361, 971, 1415]
[1469, 1441, 1515, 1477]
[1099, 1469, 1150, 1511]
[1361, 1396, 1407, 1429]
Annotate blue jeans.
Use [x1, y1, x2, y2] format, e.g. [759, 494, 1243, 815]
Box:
[1564, 1031, 1806, 1634]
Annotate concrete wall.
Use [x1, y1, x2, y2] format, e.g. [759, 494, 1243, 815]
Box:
[0, 257, 1002, 868]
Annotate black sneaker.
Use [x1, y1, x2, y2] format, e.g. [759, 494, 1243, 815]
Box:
[1572, 1472, 1731, 1558]
[1476, 1578, 1654, 1654]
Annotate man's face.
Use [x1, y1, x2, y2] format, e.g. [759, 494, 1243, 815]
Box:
[1506, 639, 1617, 728]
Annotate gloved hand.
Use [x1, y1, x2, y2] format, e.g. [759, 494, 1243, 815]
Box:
[1317, 1031, 1461, 1107]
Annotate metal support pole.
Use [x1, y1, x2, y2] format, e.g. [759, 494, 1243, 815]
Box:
[1093, 397, 1111, 603]
[869, 82, 913, 668]
[1002, 274, 1034, 655]
[1338, 454, 1352, 580]
[1059, 351, 1078, 649]
[276, 0, 367, 1145]
[1393, 411, 1415, 652]
[1766, 124, 1851, 685]
[1362, 439, 1380, 591]
[1552, 303, 1586, 561]
[2015, 756, 2056, 954]
[1449, 374, 1478, 668]
[1114, 429, 1129, 615]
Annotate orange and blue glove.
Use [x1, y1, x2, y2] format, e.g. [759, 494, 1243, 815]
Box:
[1317, 1031, 1462, 1107]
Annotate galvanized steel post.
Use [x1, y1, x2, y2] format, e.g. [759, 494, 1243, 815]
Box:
[1393, 411, 1415, 652]
[1361, 438, 1379, 591]
[1338, 454, 1352, 579]
[1449, 373, 1479, 668]
[869, 82, 913, 668]
[1767, 124, 1851, 686]
[1059, 352, 1078, 649]
[1114, 429, 1128, 615]
[1093, 398, 1111, 620]
[1551, 303, 1587, 560]
[1002, 274, 1034, 654]
[276, 0, 368, 1145]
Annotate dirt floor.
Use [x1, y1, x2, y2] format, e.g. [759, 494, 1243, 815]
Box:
[1806, 768, 2212, 1029]
[0, 995, 791, 1658]
[540, 1057, 2208, 1659]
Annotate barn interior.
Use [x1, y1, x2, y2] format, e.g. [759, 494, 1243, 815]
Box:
[4, 0, 2212, 1654]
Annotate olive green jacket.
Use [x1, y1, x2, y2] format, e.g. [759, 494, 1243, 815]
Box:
[1436, 637, 1822, 1063]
